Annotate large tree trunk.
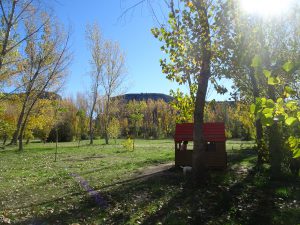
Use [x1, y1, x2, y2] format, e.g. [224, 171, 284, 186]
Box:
[268, 122, 281, 178]
[10, 62, 42, 145]
[18, 129, 24, 151]
[10, 97, 28, 145]
[255, 119, 264, 164]
[192, 0, 211, 179]
[18, 95, 40, 151]
[193, 72, 210, 176]
[18, 109, 30, 151]
[268, 85, 282, 179]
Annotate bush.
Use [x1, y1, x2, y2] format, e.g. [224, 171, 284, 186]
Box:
[81, 133, 89, 140]
[122, 138, 134, 151]
[47, 121, 74, 142]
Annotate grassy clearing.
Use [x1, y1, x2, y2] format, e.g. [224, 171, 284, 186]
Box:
[0, 139, 173, 224]
[0, 139, 299, 225]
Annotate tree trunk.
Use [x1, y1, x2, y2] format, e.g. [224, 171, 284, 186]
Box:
[191, 0, 211, 179]
[18, 116, 28, 151]
[249, 69, 264, 166]
[89, 111, 94, 145]
[255, 119, 264, 164]
[268, 122, 281, 179]
[10, 102, 26, 145]
[55, 126, 58, 162]
[104, 125, 109, 145]
[18, 132, 24, 151]
[104, 96, 111, 145]
[3, 135, 7, 145]
[268, 85, 282, 179]
[193, 68, 210, 177]
[78, 139, 81, 148]
[18, 98, 37, 151]
[9, 69, 39, 145]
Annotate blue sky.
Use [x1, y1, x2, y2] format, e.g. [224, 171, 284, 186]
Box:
[50, 0, 231, 101]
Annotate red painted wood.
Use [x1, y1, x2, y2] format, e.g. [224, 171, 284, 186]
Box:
[174, 122, 226, 142]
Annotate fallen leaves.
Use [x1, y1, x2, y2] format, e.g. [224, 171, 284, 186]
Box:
[0, 215, 11, 224]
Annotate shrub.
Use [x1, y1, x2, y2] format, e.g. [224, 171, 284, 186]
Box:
[122, 138, 134, 151]
[47, 121, 74, 142]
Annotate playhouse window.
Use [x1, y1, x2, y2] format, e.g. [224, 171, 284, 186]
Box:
[206, 142, 216, 152]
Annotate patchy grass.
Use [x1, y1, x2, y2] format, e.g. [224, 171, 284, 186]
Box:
[0, 139, 299, 225]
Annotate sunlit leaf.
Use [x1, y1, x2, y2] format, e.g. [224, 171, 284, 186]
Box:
[266, 99, 275, 108]
[251, 55, 261, 68]
[261, 115, 274, 126]
[262, 108, 273, 115]
[276, 98, 283, 104]
[285, 117, 297, 126]
[292, 149, 300, 158]
[282, 61, 294, 73]
[286, 101, 298, 111]
[284, 86, 296, 95]
[263, 69, 271, 78]
[268, 77, 280, 85]
[250, 104, 256, 114]
[261, 98, 267, 105]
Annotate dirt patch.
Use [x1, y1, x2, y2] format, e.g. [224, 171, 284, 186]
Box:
[135, 162, 175, 178]
[63, 155, 105, 162]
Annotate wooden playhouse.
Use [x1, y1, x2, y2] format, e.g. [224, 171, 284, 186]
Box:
[174, 122, 227, 169]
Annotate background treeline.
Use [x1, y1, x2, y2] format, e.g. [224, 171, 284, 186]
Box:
[0, 92, 254, 144]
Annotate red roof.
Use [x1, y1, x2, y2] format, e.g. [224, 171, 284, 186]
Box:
[174, 122, 226, 142]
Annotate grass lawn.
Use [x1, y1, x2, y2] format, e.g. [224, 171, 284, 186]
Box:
[0, 139, 299, 225]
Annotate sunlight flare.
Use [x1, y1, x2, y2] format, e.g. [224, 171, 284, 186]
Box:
[240, 0, 295, 17]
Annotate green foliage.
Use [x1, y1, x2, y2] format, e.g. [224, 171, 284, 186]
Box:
[152, 0, 230, 124]
[287, 137, 300, 158]
[0, 98, 18, 142]
[122, 138, 134, 151]
[170, 89, 194, 123]
[282, 61, 295, 73]
[47, 121, 74, 142]
[75, 109, 88, 142]
[267, 76, 281, 85]
[107, 117, 121, 142]
[127, 100, 146, 137]
[251, 55, 262, 68]
[251, 59, 300, 158]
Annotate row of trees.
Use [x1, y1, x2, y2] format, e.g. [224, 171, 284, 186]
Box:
[0, 2, 128, 150]
[0, 0, 70, 151]
[1, 91, 253, 145]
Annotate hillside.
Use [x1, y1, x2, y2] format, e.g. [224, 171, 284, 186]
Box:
[2, 91, 62, 100]
[118, 93, 174, 103]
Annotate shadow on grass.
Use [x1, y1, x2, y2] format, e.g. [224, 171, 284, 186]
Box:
[11, 149, 300, 225]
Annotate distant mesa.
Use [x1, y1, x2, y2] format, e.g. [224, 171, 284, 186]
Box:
[117, 93, 173, 103]
[3, 91, 62, 100]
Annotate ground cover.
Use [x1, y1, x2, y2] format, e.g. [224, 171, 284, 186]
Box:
[0, 139, 299, 225]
